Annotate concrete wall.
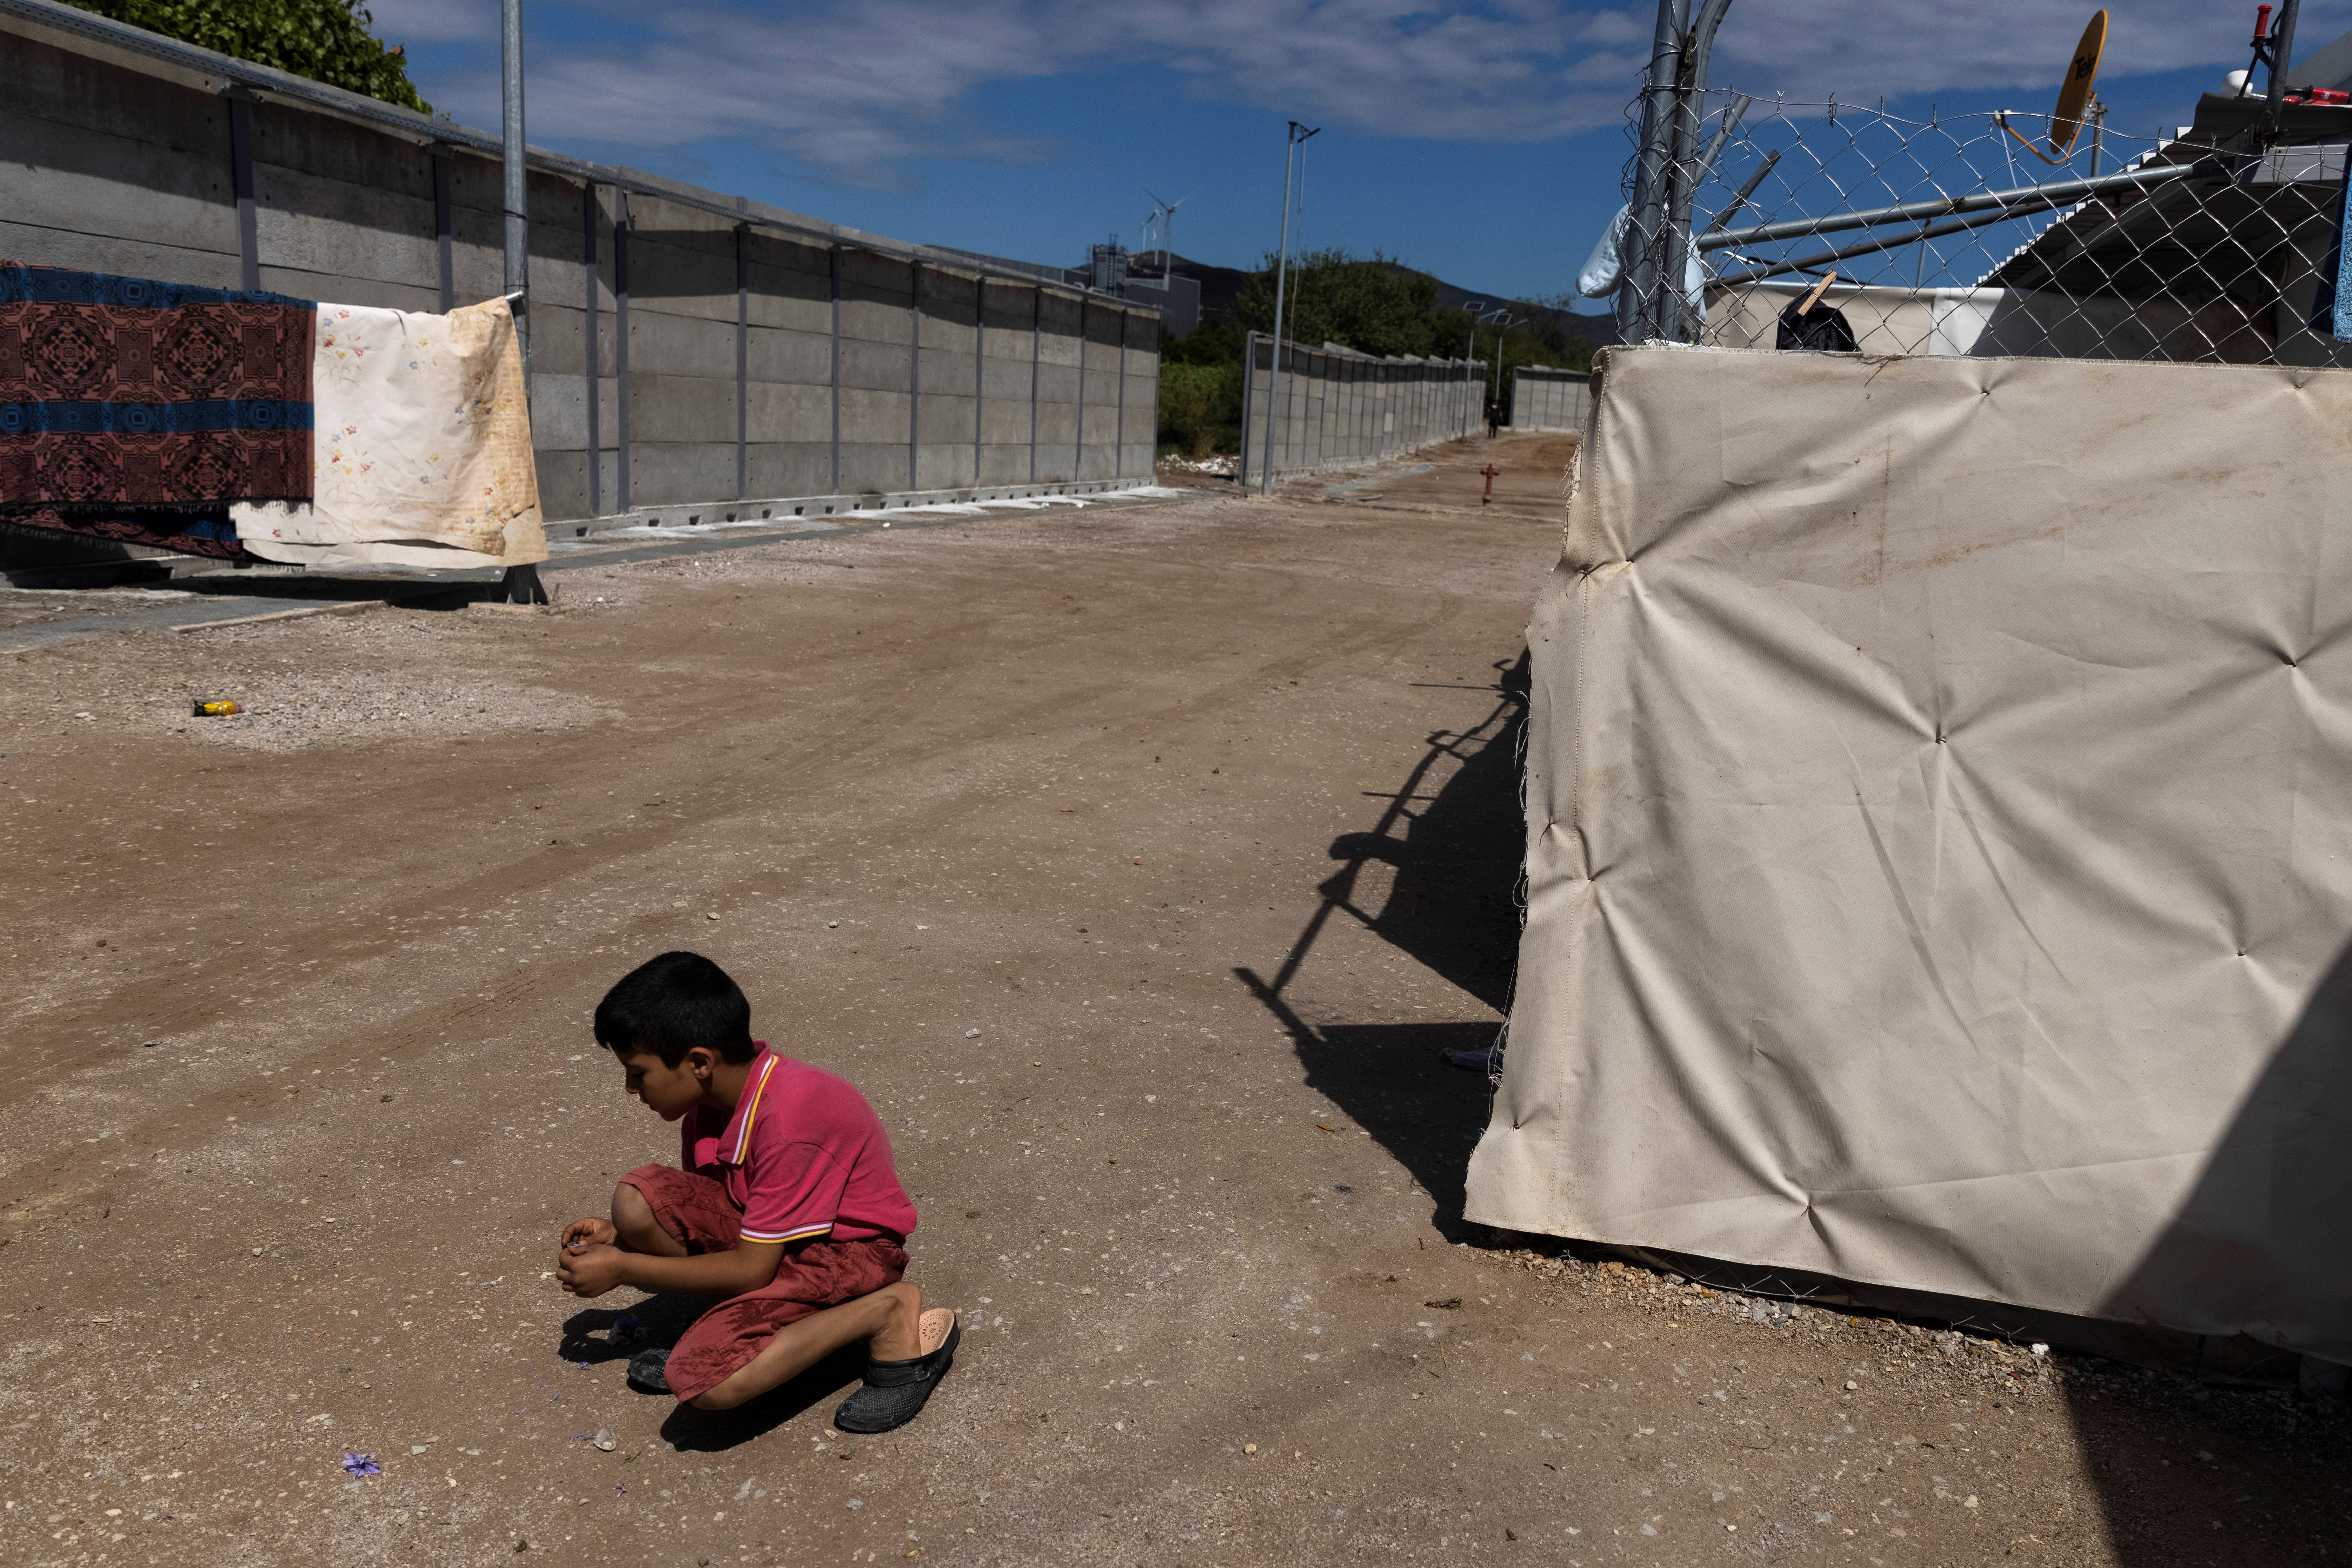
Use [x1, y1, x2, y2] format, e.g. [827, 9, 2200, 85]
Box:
[0, 7, 1157, 532]
[1511, 368, 1593, 434]
[1236, 333, 1482, 487]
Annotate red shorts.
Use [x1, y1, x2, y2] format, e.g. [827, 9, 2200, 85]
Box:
[619, 1164, 908, 1403]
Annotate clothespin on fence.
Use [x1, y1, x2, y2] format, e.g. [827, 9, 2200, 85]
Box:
[1796, 270, 1838, 317]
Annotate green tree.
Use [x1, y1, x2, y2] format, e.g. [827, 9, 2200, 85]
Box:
[66, 0, 431, 112]
[1231, 249, 1447, 359]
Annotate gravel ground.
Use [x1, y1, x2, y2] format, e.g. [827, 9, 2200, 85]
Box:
[1, 436, 2344, 1568]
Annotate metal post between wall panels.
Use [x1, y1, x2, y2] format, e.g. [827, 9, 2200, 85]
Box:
[909, 261, 921, 493]
[583, 183, 599, 517]
[973, 274, 985, 489]
[829, 245, 841, 495]
[433, 152, 454, 312]
[734, 199, 748, 502]
[1236, 330, 1256, 489]
[224, 88, 258, 291]
[1115, 310, 1128, 483]
[1145, 316, 1160, 482]
[1074, 299, 1087, 483]
[1029, 283, 1041, 485]
[614, 187, 630, 512]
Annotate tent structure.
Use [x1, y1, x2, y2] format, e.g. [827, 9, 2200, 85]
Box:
[1464, 344, 2352, 1368]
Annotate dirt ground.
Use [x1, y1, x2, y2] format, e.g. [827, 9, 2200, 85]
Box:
[2, 432, 2345, 1568]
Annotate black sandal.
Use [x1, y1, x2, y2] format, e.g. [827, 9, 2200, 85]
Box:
[626, 1346, 672, 1395]
[834, 1314, 959, 1433]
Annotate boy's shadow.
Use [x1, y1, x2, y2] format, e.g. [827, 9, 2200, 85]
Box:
[560, 1300, 866, 1451]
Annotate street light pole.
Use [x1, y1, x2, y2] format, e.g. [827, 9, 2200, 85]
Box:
[496, 0, 545, 604]
[1261, 120, 1319, 495]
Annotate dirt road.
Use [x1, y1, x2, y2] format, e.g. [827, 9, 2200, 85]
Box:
[3, 433, 2344, 1567]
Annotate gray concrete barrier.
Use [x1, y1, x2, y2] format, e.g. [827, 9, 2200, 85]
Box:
[1236, 332, 1482, 489]
[1509, 366, 1592, 434]
[0, 0, 1158, 546]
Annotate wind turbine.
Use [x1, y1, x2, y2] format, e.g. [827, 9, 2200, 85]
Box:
[1145, 189, 1191, 276]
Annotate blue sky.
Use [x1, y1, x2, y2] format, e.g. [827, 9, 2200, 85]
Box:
[368, 0, 2352, 303]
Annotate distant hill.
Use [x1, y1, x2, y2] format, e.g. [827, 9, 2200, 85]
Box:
[1137, 253, 1617, 350]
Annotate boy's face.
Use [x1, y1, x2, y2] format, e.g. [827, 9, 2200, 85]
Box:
[613, 1046, 712, 1121]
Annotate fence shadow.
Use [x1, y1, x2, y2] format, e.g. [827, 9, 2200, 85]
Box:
[1236, 650, 1529, 1235]
[2057, 931, 2352, 1564]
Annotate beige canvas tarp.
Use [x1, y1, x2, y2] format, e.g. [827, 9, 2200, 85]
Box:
[1465, 345, 2352, 1364]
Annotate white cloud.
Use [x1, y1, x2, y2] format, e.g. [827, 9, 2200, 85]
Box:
[366, 0, 2349, 185]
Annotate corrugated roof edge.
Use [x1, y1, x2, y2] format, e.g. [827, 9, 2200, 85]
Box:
[0, 0, 1155, 310]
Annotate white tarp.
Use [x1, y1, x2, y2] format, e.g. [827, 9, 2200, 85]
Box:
[1465, 345, 2352, 1363]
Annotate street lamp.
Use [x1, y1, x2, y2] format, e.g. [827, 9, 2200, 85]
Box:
[1261, 120, 1321, 494]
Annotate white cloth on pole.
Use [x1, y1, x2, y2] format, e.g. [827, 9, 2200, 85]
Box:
[233, 296, 546, 566]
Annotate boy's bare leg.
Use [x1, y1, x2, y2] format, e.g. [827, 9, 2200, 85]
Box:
[612, 1182, 688, 1257]
[688, 1281, 924, 1412]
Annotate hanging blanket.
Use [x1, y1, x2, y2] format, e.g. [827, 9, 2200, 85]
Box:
[0, 262, 312, 509]
[8, 505, 248, 560]
[232, 297, 546, 567]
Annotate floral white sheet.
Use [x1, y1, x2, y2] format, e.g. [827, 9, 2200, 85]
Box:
[233, 296, 546, 566]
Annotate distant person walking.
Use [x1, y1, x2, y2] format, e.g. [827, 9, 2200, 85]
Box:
[1485, 401, 1502, 439]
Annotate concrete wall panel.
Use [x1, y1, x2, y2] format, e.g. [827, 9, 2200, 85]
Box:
[0, 14, 1156, 543]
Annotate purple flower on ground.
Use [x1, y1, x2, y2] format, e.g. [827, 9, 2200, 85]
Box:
[340, 1454, 380, 1478]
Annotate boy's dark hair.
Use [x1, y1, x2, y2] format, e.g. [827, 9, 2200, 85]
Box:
[594, 951, 757, 1066]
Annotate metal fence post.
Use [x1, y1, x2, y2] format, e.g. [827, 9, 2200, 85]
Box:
[1619, 0, 1690, 342]
[1075, 298, 1088, 482]
[1116, 309, 1128, 482]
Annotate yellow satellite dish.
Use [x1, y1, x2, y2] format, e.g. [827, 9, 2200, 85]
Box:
[2050, 10, 2107, 156]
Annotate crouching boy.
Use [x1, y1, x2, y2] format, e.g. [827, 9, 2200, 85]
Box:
[556, 951, 957, 1432]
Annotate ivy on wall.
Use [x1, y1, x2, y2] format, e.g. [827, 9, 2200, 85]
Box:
[63, 0, 431, 112]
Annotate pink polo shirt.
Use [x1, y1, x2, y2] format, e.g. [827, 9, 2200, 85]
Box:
[680, 1045, 916, 1245]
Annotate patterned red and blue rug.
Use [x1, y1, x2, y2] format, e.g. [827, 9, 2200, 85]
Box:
[0, 262, 312, 510]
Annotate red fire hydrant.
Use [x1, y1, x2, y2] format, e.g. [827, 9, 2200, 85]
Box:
[1480, 464, 1500, 504]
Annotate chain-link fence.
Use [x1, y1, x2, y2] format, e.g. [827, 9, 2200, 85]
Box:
[1611, 71, 2352, 368]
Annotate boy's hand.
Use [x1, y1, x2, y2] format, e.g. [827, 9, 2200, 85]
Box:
[557, 1242, 630, 1298]
[561, 1216, 618, 1251]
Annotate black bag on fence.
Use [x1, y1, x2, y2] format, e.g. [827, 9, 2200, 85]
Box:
[1776, 296, 1858, 353]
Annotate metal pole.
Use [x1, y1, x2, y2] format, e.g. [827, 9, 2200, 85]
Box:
[1261, 121, 1319, 493]
[500, 0, 527, 361]
[1698, 158, 2211, 251]
[1619, 0, 1690, 341]
[1662, 0, 1738, 340]
[1116, 309, 1129, 482]
[2265, 0, 2304, 134]
[1075, 298, 1087, 482]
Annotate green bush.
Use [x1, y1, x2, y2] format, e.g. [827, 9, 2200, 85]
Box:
[1158, 361, 1242, 458]
[66, 0, 431, 112]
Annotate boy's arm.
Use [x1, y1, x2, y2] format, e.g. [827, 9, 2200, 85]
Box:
[557, 1237, 784, 1299]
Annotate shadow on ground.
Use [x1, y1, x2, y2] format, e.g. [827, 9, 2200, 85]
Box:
[560, 1299, 868, 1450]
[1238, 651, 1529, 1238]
